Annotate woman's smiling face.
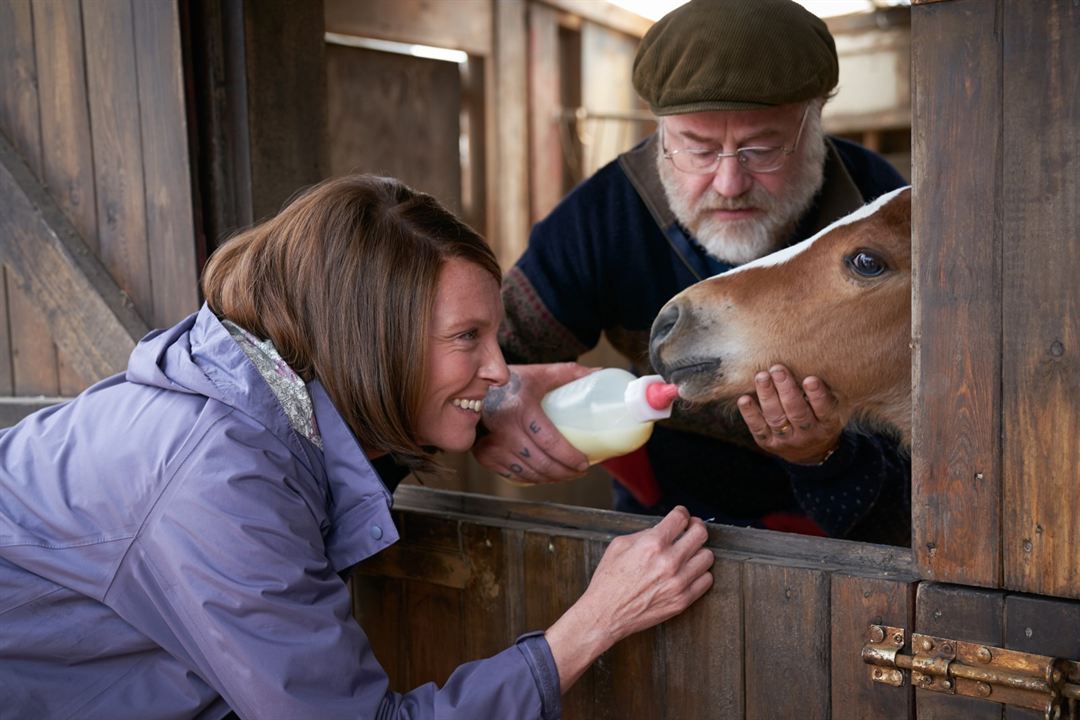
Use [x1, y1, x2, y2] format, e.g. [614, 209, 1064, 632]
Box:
[414, 258, 509, 453]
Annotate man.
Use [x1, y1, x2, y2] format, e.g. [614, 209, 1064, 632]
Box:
[474, 0, 910, 545]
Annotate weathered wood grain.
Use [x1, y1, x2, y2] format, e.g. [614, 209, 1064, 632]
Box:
[324, 43, 462, 214]
[664, 553, 744, 719]
[324, 0, 492, 57]
[0, 395, 61, 427]
[523, 531, 592, 717]
[0, 134, 149, 381]
[32, 0, 96, 395]
[392, 485, 915, 575]
[133, 0, 199, 328]
[241, 0, 327, 224]
[831, 572, 916, 719]
[0, 0, 60, 397]
[915, 582, 1004, 719]
[83, 0, 153, 319]
[911, 0, 1002, 588]
[490, 0, 530, 268]
[1004, 594, 1080, 720]
[527, 2, 564, 224]
[1001, 0, 1080, 600]
[744, 560, 830, 719]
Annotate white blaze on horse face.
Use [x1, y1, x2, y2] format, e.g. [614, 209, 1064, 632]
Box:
[652, 185, 913, 442]
[710, 185, 911, 279]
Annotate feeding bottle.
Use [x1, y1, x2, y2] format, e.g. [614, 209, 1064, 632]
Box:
[540, 368, 679, 464]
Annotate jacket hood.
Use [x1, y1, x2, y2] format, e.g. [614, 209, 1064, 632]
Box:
[125, 304, 300, 456]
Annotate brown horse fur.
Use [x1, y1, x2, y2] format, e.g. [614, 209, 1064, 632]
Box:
[649, 186, 912, 446]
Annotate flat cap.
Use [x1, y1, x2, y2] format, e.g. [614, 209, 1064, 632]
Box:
[633, 0, 839, 115]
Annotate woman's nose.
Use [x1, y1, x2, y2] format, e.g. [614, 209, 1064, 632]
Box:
[481, 340, 510, 386]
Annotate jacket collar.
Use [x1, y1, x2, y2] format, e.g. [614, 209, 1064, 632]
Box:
[307, 380, 399, 571]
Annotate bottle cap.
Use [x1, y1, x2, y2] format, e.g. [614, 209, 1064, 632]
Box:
[625, 375, 679, 422]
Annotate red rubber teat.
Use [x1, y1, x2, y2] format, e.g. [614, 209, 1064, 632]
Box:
[645, 382, 680, 410]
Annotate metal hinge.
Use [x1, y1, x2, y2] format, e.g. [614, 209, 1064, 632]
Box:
[863, 625, 1080, 720]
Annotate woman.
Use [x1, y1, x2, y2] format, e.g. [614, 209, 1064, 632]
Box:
[0, 175, 714, 719]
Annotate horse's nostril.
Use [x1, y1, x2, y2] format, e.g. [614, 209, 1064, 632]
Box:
[651, 303, 680, 346]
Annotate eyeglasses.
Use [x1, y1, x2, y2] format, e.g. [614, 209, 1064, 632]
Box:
[661, 104, 810, 175]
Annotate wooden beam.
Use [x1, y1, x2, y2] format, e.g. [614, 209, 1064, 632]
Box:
[0, 396, 63, 428]
[133, 0, 199, 328]
[0, 134, 150, 382]
[490, 0, 530, 268]
[911, 0, 1002, 589]
[242, 0, 329, 223]
[535, 0, 652, 39]
[324, 0, 493, 57]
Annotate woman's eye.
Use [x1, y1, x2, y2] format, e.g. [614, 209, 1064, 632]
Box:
[457, 330, 478, 341]
[847, 250, 888, 277]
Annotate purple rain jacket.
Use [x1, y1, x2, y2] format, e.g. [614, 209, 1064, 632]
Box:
[0, 305, 561, 720]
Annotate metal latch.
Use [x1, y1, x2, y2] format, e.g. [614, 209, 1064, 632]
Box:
[863, 625, 1080, 720]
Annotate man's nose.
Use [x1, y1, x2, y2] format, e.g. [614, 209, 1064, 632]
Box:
[710, 155, 753, 198]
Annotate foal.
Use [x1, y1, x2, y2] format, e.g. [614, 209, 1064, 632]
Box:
[649, 186, 912, 446]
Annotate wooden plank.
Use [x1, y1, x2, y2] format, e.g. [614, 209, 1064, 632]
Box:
[83, 0, 153, 319]
[397, 514, 471, 688]
[183, 0, 253, 250]
[350, 541, 469, 589]
[535, 0, 652, 39]
[0, 0, 61, 397]
[0, 396, 62, 428]
[133, 0, 198, 329]
[0, 0, 42, 174]
[1001, 0, 1080, 599]
[489, 0, 530, 268]
[392, 485, 916, 577]
[579, 21, 649, 178]
[32, 0, 96, 395]
[579, 539, 616, 720]
[460, 523, 514, 662]
[0, 134, 150, 381]
[663, 553, 744, 719]
[403, 577, 463, 688]
[460, 55, 487, 237]
[323, 0, 492, 57]
[527, 2, 564, 224]
[915, 582, 1004, 719]
[522, 531, 592, 717]
[7, 284, 59, 395]
[1004, 594, 1080, 720]
[324, 43, 462, 214]
[32, 0, 96, 252]
[242, 0, 327, 223]
[744, 561, 830, 719]
[350, 573, 406, 690]
[0, 270, 11, 395]
[831, 572, 916, 720]
[910, 0, 1003, 588]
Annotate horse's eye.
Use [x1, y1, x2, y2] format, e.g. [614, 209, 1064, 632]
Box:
[847, 250, 888, 277]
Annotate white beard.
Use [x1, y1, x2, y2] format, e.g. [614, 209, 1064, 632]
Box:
[658, 114, 828, 265]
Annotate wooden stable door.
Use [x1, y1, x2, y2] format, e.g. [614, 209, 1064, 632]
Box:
[352, 486, 920, 720]
[353, 1, 1080, 718]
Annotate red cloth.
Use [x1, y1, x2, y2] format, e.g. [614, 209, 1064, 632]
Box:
[761, 511, 827, 537]
[602, 449, 828, 538]
[601, 447, 661, 507]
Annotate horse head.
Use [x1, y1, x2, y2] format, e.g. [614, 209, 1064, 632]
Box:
[649, 186, 912, 446]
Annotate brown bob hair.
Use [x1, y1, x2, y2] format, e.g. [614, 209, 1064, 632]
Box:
[202, 174, 501, 471]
